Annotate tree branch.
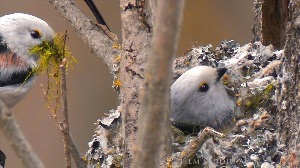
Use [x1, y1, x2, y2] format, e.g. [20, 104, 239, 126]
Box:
[0, 101, 45, 168]
[132, 0, 185, 168]
[49, 0, 120, 72]
[276, 0, 300, 163]
[55, 62, 86, 168]
[172, 128, 224, 168]
[261, 0, 289, 49]
[84, 0, 111, 31]
[119, 1, 153, 166]
[60, 60, 72, 168]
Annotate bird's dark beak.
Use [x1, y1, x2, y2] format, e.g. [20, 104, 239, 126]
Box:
[216, 68, 227, 81]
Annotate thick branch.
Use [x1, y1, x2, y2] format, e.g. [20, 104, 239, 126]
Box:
[261, 0, 289, 49]
[276, 0, 300, 162]
[132, 1, 185, 168]
[119, 1, 153, 167]
[49, 0, 120, 71]
[0, 102, 45, 168]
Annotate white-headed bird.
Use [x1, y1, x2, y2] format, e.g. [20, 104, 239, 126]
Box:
[170, 66, 235, 131]
[0, 13, 54, 108]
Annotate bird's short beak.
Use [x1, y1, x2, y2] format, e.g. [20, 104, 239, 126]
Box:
[216, 68, 227, 81]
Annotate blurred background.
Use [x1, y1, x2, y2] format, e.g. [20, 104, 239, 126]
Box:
[0, 1, 254, 167]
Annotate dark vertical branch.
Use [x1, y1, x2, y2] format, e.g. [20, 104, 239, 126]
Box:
[276, 0, 300, 163]
[261, 0, 289, 49]
[132, 0, 185, 167]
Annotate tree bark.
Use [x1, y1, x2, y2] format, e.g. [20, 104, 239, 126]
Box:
[49, 0, 120, 72]
[119, 1, 152, 167]
[261, 0, 289, 49]
[132, 1, 185, 168]
[276, 0, 300, 163]
[257, 0, 300, 164]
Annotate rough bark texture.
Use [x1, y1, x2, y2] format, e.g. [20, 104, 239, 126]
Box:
[261, 0, 289, 49]
[253, 0, 263, 43]
[276, 0, 300, 162]
[132, 1, 185, 168]
[119, 1, 152, 167]
[48, 0, 300, 167]
[49, 0, 120, 72]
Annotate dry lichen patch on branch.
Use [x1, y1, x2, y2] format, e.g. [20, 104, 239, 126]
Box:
[29, 33, 77, 117]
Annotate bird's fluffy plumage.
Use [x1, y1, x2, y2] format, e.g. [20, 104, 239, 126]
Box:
[0, 13, 54, 108]
[170, 66, 235, 130]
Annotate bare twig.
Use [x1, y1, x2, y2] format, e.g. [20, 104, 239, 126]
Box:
[49, 0, 120, 72]
[173, 127, 224, 168]
[60, 61, 71, 168]
[132, 1, 185, 168]
[0, 101, 45, 168]
[56, 32, 86, 168]
[58, 66, 86, 168]
[57, 62, 86, 168]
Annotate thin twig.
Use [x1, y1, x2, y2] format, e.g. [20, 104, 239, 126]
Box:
[173, 127, 224, 168]
[59, 31, 72, 168]
[57, 32, 87, 168]
[60, 63, 71, 168]
[0, 101, 45, 168]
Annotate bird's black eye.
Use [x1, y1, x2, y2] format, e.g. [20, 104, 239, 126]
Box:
[198, 82, 209, 92]
[31, 29, 42, 39]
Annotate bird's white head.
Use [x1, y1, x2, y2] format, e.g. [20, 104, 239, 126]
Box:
[170, 66, 235, 130]
[0, 13, 54, 64]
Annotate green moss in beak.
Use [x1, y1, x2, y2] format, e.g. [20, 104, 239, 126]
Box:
[29, 33, 77, 116]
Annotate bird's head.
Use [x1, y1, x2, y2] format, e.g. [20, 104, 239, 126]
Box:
[171, 66, 227, 99]
[0, 13, 54, 64]
[0, 13, 75, 109]
[170, 66, 234, 129]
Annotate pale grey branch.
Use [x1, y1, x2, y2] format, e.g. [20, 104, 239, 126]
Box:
[49, 0, 121, 71]
[0, 101, 45, 168]
[132, 0, 185, 168]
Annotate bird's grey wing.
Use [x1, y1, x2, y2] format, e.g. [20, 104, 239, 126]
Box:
[0, 36, 33, 86]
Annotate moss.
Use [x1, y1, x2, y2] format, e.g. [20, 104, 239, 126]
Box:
[29, 33, 77, 117]
[243, 84, 275, 115]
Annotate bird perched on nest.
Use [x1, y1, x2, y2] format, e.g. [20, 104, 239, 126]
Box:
[170, 66, 235, 132]
[0, 13, 54, 108]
